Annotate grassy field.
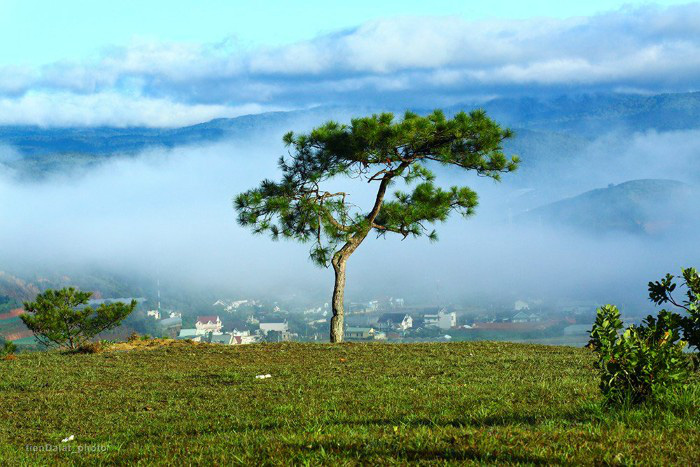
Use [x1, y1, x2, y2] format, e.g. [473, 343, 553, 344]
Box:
[1, 340, 698, 465]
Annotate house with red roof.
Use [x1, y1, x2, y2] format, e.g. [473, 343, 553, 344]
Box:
[195, 315, 223, 335]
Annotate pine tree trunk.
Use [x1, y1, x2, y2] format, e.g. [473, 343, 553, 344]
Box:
[327, 163, 408, 343]
[330, 256, 347, 343]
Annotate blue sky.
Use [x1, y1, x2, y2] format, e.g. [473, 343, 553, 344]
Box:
[0, 1, 698, 126]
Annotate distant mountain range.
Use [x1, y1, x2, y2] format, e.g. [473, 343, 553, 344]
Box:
[0, 110, 299, 158]
[464, 92, 700, 135]
[1, 91, 699, 176]
[522, 179, 699, 235]
[1, 92, 698, 238]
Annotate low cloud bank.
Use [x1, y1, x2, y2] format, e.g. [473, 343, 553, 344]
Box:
[1, 124, 698, 309]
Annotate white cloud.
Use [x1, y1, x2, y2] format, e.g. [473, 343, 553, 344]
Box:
[0, 91, 279, 127]
[245, 5, 700, 80]
[0, 66, 38, 95]
[1, 4, 699, 126]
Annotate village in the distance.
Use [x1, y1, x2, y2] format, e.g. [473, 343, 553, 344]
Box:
[0, 269, 637, 350]
[25, 293, 602, 348]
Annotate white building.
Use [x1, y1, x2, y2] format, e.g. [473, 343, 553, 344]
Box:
[307, 318, 329, 325]
[147, 309, 161, 320]
[303, 304, 330, 315]
[231, 330, 261, 344]
[213, 299, 253, 312]
[195, 315, 223, 335]
[512, 311, 541, 323]
[378, 313, 413, 331]
[423, 309, 457, 330]
[259, 322, 288, 335]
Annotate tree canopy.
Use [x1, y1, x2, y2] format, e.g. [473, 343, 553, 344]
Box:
[235, 109, 518, 266]
[21, 287, 136, 350]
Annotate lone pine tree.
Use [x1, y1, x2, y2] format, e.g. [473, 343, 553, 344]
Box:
[21, 287, 136, 350]
[235, 110, 518, 342]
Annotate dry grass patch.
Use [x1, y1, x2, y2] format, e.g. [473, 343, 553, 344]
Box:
[108, 338, 204, 352]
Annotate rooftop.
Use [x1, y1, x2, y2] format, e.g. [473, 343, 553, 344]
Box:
[197, 316, 220, 324]
[378, 313, 410, 323]
[209, 334, 232, 344]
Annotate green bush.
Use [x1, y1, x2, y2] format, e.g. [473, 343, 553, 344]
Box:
[648, 267, 700, 350]
[590, 305, 691, 405]
[1, 341, 17, 357]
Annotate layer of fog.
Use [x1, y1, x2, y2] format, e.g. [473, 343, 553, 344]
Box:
[1, 125, 698, 312]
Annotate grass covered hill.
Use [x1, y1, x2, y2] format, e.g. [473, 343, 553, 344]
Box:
[1, 341, 698, 465]
[524, 179, 699, 235]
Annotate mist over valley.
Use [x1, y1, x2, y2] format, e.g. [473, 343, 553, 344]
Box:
[2, 92, 698, 346]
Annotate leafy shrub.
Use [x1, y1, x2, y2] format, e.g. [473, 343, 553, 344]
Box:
[21, 287, 136, 350]
[590, 267, 699, 405]
[590, 305, 691, 405]
[589, 304, 623, 352]
[648, 267, 700, 350]
[1, 341, 17, 358]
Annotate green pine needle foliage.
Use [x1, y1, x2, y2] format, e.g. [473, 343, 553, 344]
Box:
[20, 287, 136, 350]
[235, 109, 518, 266]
